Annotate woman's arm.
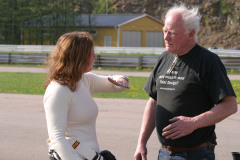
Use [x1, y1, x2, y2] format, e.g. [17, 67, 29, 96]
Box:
[84, 72, 129, 94]
[44, 83, 82, 160]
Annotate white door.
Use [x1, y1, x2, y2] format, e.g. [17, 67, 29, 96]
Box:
[122, 31, 141, 47]
[146, 31, 164, 47]
[104, 36, 112, 47]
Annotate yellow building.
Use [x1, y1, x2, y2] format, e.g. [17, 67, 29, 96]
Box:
[23, 14, 164, 47]
[78, 14, 164, 47]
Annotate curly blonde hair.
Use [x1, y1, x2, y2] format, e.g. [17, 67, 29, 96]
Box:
[45, 31, 93, 91]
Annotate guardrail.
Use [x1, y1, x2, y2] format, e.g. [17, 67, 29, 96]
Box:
[95, 55, 158, 69]
[1, 44, 240, 56]
[0, 45, 167, 54]
[0, 53, 48, 65]
[0, 53, 240, 70]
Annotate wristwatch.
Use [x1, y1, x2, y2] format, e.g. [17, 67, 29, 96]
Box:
[122, 76, 130, 82]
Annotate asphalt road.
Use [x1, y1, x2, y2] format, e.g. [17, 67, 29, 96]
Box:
[1, 66, 240, 80]
[0, 66, 240, 160]
[0, 94, 240, 160]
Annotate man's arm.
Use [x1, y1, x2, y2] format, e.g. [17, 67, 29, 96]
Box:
[162, 96, 238, 140]
[134, 97, 157, 160]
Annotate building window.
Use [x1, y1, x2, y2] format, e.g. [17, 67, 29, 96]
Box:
[104, 36, 111, 47]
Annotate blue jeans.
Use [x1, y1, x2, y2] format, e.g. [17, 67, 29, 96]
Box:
[158, 146, 215, 160]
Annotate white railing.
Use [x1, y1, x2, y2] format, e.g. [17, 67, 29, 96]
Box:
[1, 44, 240, 56]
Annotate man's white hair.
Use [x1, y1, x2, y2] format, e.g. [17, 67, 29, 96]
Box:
[165, 4, 201, 42]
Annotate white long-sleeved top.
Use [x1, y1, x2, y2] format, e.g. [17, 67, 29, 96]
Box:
[43, 72, 127, 160]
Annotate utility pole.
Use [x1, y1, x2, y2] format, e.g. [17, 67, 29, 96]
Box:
[11, 0, 15, 44]
[106, 0, 108, 14]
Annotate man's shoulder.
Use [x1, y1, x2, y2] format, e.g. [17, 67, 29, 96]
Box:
[196, 44, 218, 58]
[190, 45, 220, 66]
[158, 51, 172, 61]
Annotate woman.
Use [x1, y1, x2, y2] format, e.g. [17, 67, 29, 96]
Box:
[44, 31, 129, 160]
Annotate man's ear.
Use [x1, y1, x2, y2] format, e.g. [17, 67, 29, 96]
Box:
[188, 29, 195, 40]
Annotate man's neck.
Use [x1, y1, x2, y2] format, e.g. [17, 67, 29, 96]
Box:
[175, 42, 196, 57]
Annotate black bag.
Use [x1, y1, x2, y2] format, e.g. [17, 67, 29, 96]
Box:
[100, 150, 116, 160]
[48, 149, 61, 160]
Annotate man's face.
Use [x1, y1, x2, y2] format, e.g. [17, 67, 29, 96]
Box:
[163, 14, 192, 56]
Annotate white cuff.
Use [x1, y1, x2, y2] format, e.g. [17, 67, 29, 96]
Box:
[109, 75, 129, 82]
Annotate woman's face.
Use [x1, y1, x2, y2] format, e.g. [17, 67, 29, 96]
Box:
[84, 47, 96, 73]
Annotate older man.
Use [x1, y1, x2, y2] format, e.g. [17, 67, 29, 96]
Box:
[134, 4, 237, 160]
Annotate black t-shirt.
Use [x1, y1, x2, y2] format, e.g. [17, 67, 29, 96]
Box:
[144, 44, 236, 147]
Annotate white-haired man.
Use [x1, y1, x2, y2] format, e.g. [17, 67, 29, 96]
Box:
[134, 4, 237, 160]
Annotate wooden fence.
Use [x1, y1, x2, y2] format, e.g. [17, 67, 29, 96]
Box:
[0, 53, 240, 70]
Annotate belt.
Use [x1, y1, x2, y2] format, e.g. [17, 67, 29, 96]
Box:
[162, 142, 215, 153]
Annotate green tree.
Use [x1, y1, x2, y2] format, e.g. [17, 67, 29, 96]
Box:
[0, 0, 19, 44]
[92, 0, 114, 14]
[0, 0, 102, 44]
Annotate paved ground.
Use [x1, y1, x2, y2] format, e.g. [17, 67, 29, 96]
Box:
[1, 66, 240, 80]
[0, 66, 152, 77]
[0, 94, 239, 160]
[0, 66, 240, 160]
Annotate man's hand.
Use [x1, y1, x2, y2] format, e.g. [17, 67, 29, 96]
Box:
[134, 144, 147, 160]
[162, 116, 196, 139]
[108, 77, 130, 89]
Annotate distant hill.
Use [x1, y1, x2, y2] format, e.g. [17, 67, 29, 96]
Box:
[110, 0, 240, 49]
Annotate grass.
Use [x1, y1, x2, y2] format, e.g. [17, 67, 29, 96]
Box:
[227, 69, 240, 75]
[231, 81, 240, 104]
[0, 72, 149, 99]
[0, 72, 47, 95]
[0, 72, 239, 104]
[93, 76, 149, 99]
